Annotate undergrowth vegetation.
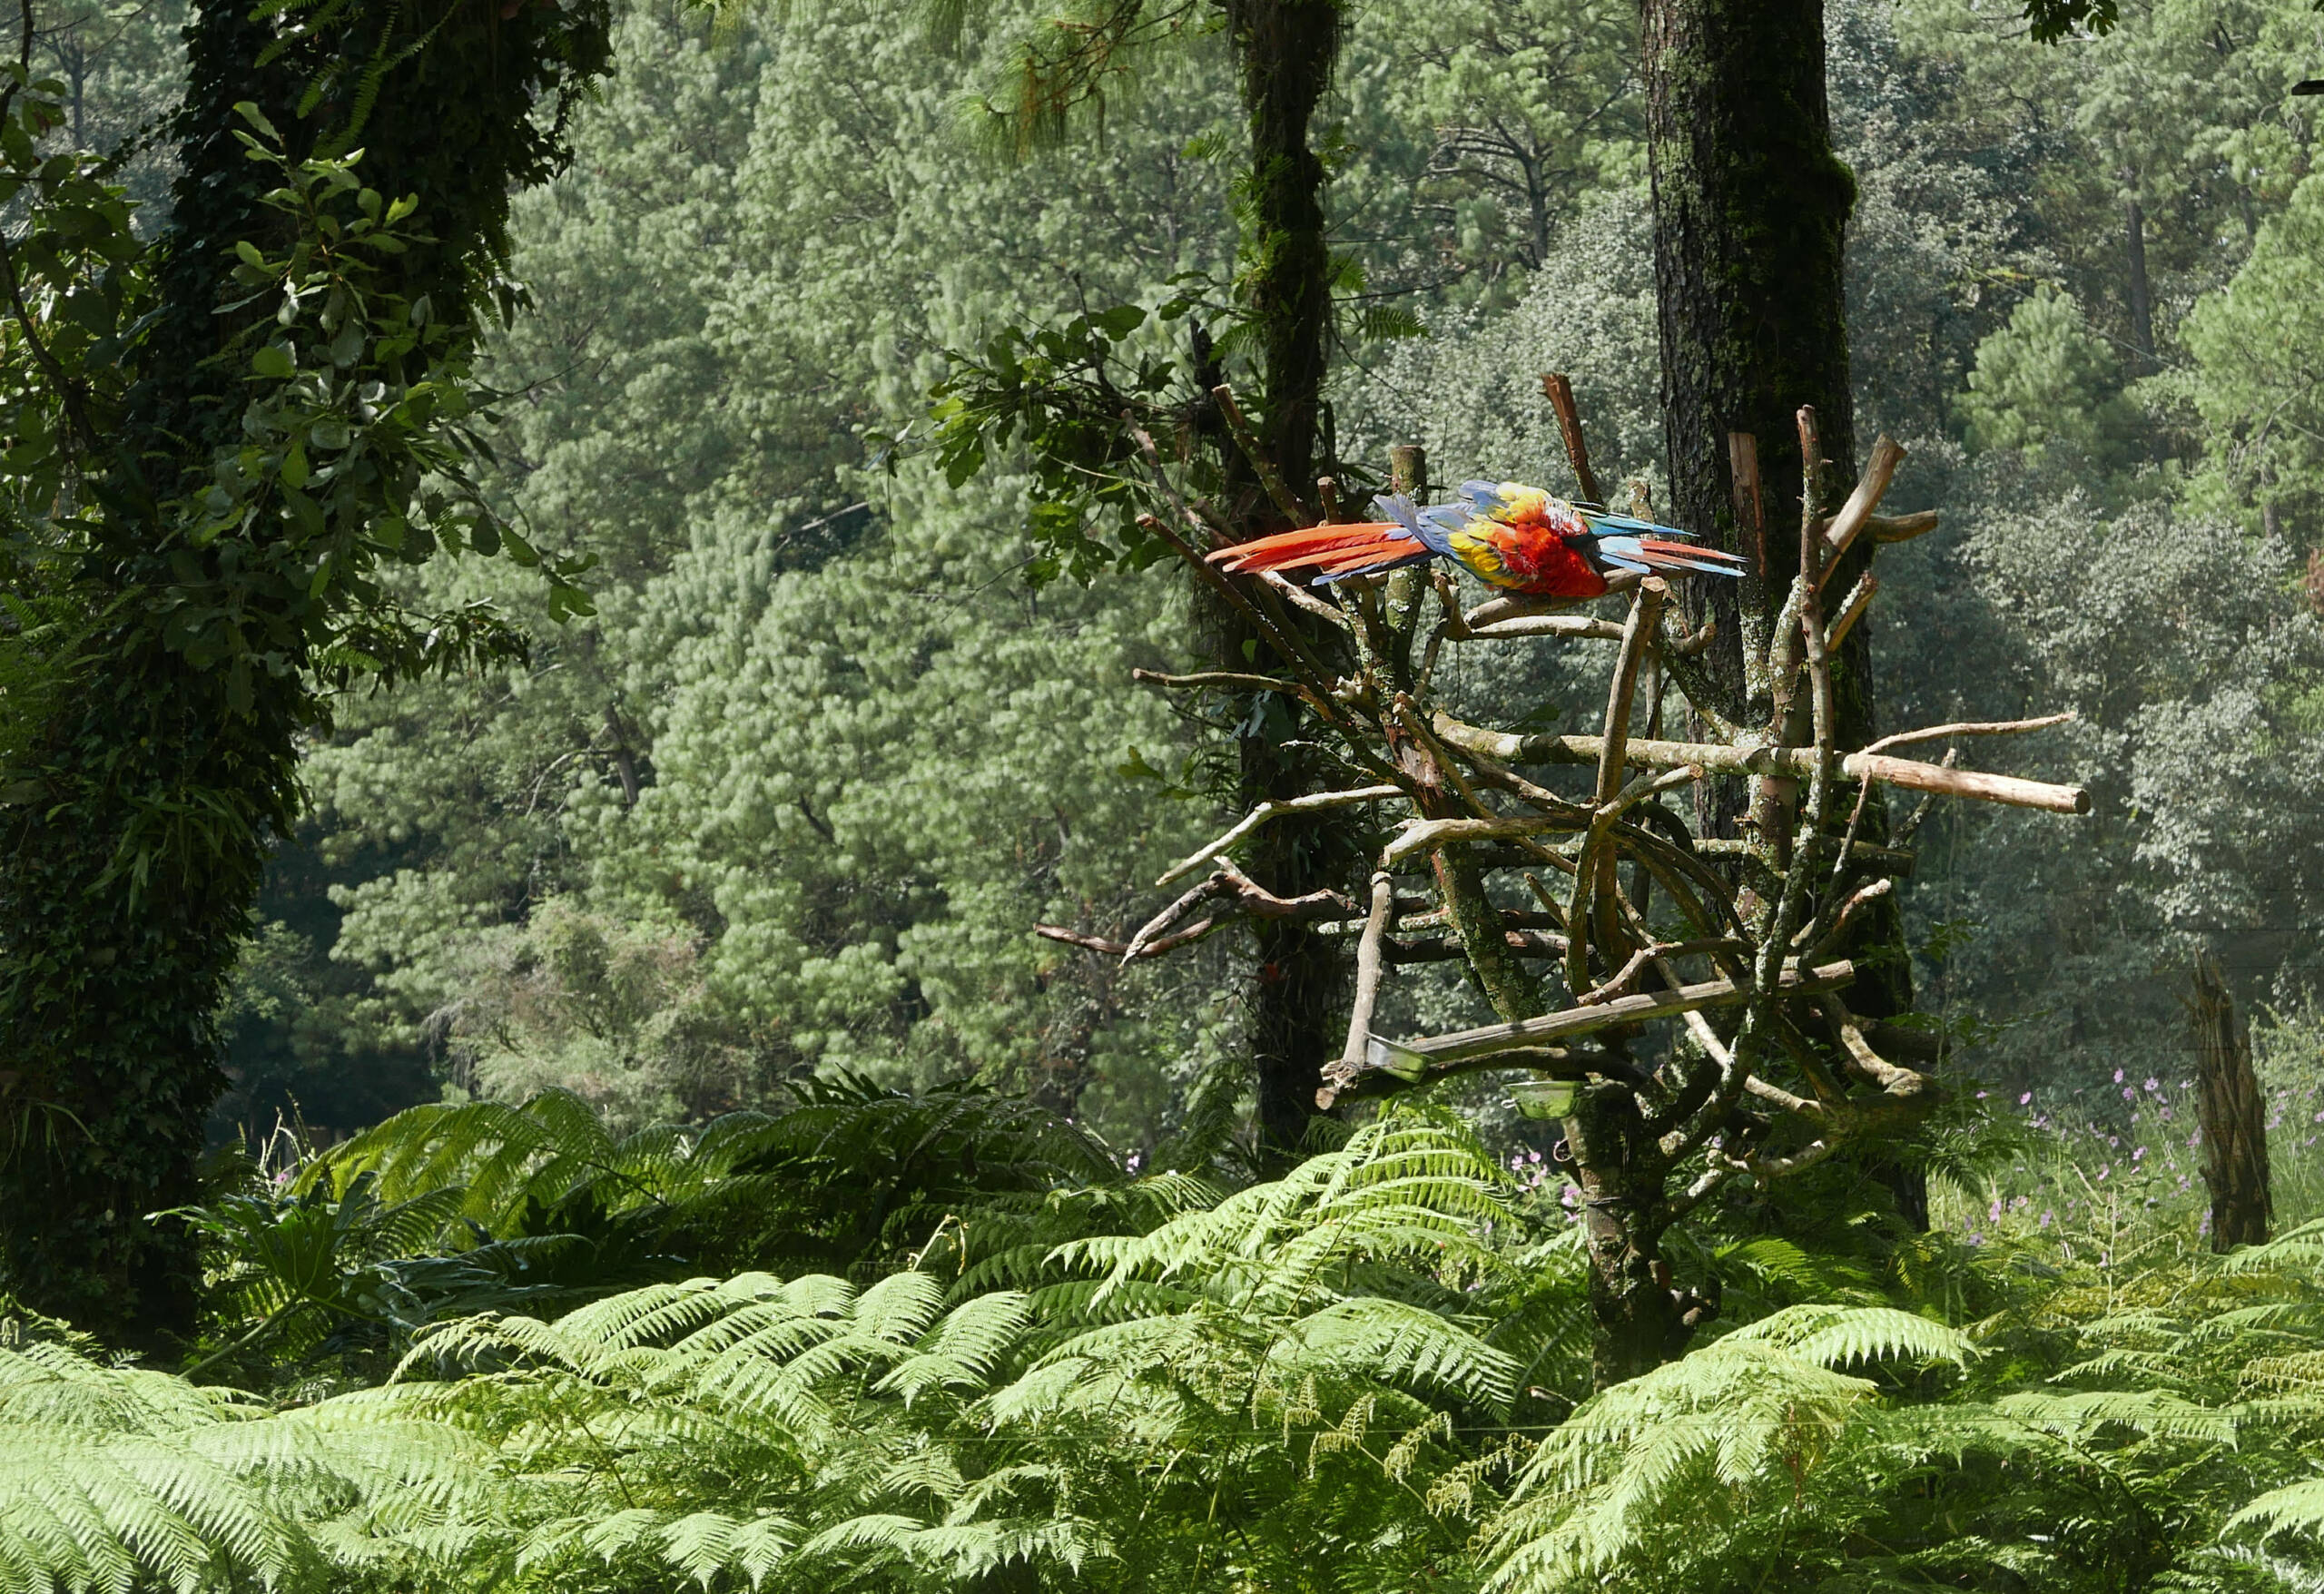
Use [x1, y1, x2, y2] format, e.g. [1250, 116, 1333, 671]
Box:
[8, 1084, 2324, 1591]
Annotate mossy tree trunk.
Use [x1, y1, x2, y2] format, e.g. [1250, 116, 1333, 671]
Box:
[0, 0, 606, 1348]
[2191, 952, 2270, 1251]
[1640, 0, 1927, 1238]
[1221, 0, 1349, 1160]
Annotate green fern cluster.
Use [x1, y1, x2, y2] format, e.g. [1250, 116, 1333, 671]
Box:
[20, 1091, 2324, 1592]
[182, 1076, 1121, 1379]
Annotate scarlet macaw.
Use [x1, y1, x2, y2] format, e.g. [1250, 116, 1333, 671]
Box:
[1206, 481, 1747, 599]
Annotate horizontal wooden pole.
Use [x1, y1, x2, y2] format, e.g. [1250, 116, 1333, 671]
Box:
[1364, 959, 1856, 1070]
[1432, 713, 2089, 815]
[1867, 509, 1938, 544]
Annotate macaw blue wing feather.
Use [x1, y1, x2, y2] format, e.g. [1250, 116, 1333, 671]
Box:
[1372, 493, 1461, 557]
[1308, 547, 1435, 585]
[1457, 480, 1509, 516]
[1587, 511, 1694, 540]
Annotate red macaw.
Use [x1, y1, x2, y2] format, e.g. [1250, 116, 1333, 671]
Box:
[1206, 480, 1747, 599]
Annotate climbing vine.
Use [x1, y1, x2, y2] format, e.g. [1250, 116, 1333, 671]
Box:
[0, 0, 608, 1345]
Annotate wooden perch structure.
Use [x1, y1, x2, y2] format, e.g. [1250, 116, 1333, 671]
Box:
[1429, 714, 2090, 815]
[1076, 394, 2086, 1346]
[1331, 959, 1856, 1096]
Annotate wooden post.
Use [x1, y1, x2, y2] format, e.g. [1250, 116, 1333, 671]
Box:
[1383, 445, 1430, 680]
[1541, 372, 1602, 506]
[2191, 952, 2271, 1251]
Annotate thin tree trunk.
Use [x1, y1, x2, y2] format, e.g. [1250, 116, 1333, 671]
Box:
[1566, 1084, 1694, 1385]
[1224, 0, 1348, 1161]
[2125, 195, 2156, 375]
[2191, 952, 2270, 1251]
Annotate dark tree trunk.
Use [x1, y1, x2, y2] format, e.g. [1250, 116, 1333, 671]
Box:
[2124, 196, 2156, 374]
[1641, 0, 1857, 726]
[0, 0, 608, 1347]
[1620, 0, 1925, 1365]
[2191, 952, 2270, 1251]
[1224, 0, 1347, 1161]
[1567, 1084, 1696, 1386]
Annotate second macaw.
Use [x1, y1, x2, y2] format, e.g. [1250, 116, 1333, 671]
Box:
[1206, 480, 1747, 599]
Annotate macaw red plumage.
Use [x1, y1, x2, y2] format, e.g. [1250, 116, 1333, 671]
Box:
[1206, 480, 1747, 599]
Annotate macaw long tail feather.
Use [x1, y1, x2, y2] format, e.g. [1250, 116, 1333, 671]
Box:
[1206, 521, 1420, 578]
[1597, 535, 1749, 578]
[1590, 511, 1695, 540]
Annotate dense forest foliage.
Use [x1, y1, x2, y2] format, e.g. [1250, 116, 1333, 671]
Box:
[193, 0, 2324, 1155]
[5, 0, 2324, 1583]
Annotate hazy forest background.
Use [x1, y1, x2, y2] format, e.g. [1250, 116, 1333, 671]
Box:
[5, 0, 2324, 1584]
[182, 0, 2324, 1152]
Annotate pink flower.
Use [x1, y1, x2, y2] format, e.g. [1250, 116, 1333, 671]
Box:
[2122, 1087, 2137, 1101]
[2144, 1077, 2160, 1092]
[2113, 1068, 2125, 1085]
[2019, 1091, 2034, 1106]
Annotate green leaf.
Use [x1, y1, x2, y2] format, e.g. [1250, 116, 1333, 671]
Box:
[251, 343, 296, 379]
[233, 101, 281, 141]
[1092, 303, 1147, 339]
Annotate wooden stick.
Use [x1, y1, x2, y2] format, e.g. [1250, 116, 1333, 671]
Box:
[1567, 762, 1701, 997]
[1360, 959, 1856, 1068]
[1034, 919, 1225, 959]
[1384, 812, 1586, 865]
[1337, 869, 1396, 1073]
[1824, 573, 1877, 654]
[1857, 712, 2076, 758]
[1159, 785, 1404, 884]
[1429, 712, 2091, 815]
[1318, 476, 1346, 522]
[1260, 569, 1353, 627]
[1569, 579, 1667, 991]
[1577, 938, 1748, 1007]
[1452, 614, 1629, 643]
[1598, 579, 1666, 808]
[1211, 384, 1308, 524]
[1541, 371, 1602, 506]
[1318, 1040, 1634, 1109]
[1868, 510, 1938, 544]
[1819, 434, 1906, 580]
[1728, 431, 1767, 579]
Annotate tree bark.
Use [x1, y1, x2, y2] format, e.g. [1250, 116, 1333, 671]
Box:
[2124, 195, 2156, 375]
[1641, 0, 1857, 739]
[1567, 1084, 1694, 1386]
[2191, 952, 2270, 1251]
[0, 0, 608, 1347]
[1638, 0, 1927, 1251]
[1223, 0, 1348, 1162]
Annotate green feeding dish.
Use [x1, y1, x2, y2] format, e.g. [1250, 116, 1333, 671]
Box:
[1510, 1078, 1577, 1119]
[1364, 1035, 1430, 1082]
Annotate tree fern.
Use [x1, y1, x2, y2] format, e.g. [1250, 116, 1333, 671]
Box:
[0, 1337, 481, 1594]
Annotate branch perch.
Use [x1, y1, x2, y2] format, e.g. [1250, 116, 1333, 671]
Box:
[1159, 785, 1404, 884]
[1430, 713, 2090, 815]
